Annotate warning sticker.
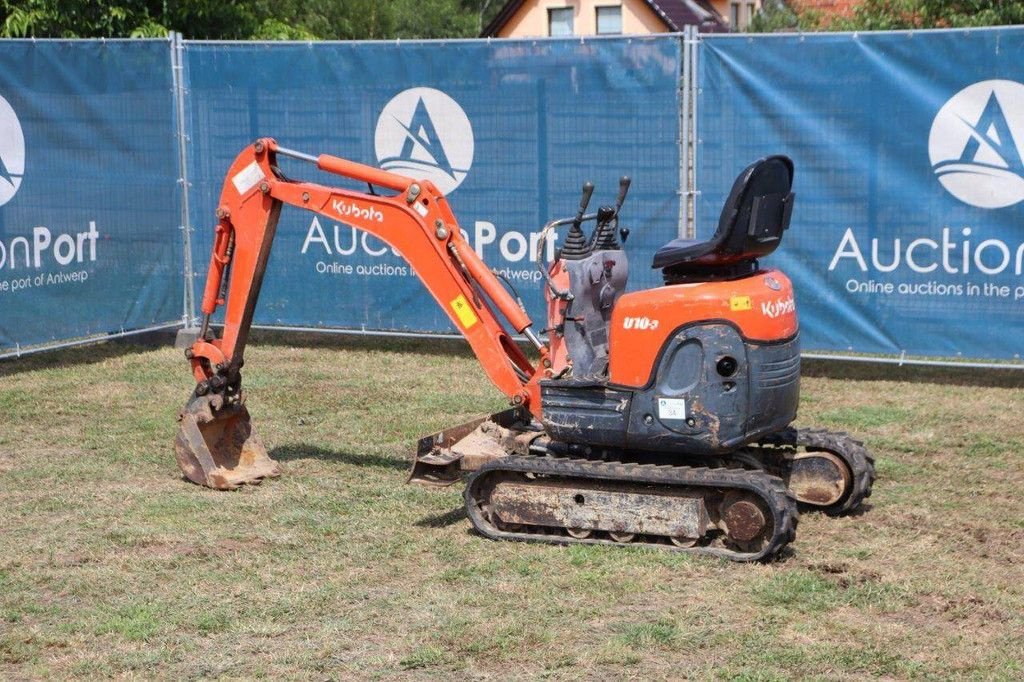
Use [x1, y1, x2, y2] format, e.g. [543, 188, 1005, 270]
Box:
[231, 161, 265, 195]
[450, 294, 478, 329]
[657, 397, 687, 421]
[730, 295, 752, 311]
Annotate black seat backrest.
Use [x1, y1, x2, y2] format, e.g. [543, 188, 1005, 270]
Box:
[652, 155, 796, 278]
[709, 155, 795, 263]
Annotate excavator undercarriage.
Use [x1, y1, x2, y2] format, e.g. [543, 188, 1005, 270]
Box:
[409, 408, 872, 560]
[173, 139, 875, 562]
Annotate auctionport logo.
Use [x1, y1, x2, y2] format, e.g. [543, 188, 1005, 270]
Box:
[929, 79, 1024, 209]
[0, 94, 25, 207]
[374, 87, 474, 196]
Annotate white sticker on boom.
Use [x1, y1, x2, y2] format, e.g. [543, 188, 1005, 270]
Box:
[413, 201, 428, 217]
[657, 398, 687, 421]
[231, 161, 265, 195]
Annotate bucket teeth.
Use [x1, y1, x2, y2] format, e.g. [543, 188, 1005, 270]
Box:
[174, 392, 281, 490]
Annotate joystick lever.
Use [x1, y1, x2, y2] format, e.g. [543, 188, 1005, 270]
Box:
[613, 176, 631, 218]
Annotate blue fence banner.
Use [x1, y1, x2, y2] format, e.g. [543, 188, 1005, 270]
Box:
[0, 40, 183, 353]
[697, 28, 1024, 361]
[3, 32, 1022, 365]
[183, 37, 682, 333]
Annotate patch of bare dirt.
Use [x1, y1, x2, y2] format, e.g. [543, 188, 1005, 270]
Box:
[805, 560, 884, 589]
[133, 538, 269, 560]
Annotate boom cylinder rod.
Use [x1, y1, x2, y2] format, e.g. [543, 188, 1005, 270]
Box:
[274, 145, 318, 164]
[274, 143, 410, 192]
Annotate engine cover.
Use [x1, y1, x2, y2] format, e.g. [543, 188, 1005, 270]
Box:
[607, 268, 798, 388]
[539, 269, 801, 457]
[540, 325, 799, 456]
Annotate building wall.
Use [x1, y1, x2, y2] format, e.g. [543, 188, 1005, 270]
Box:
[495, 0, 669, 37]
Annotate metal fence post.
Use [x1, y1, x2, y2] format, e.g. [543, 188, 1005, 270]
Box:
[170, 31, 198, 345]
[687, 25, 700, 240]
[678, 26, 700, 240]
[678, 30, 690, 238]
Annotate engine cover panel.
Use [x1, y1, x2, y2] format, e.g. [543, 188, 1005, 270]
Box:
[541, 325, 800, 457]
[625, 324, 799, 455]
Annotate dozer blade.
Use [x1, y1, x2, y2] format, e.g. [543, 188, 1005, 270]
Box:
[408, 408, 535, 486]
[174, 392, 281, 490]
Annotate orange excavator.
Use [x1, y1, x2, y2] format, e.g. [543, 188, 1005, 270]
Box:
[174, 139, 874, 561]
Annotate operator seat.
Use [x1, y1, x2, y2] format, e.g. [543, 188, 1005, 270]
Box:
[653, 155, 795, 283]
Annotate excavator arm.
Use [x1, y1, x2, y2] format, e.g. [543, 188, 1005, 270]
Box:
[175, 139, 549, 489]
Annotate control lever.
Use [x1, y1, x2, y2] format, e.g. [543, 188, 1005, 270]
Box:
[560, 181, 595, 261]
[613, 176, 631, 217]
[574, 181, 595, 229]
[612, 176, 631, 246]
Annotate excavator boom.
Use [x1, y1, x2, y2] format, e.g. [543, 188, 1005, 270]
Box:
[176, 139, 549, 489]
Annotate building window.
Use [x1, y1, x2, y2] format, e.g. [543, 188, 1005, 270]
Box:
[730, 2, 740, 27]
[596, 6, 622, 35]
[747, 3, 757, 25]
[548, 7, 574, 36]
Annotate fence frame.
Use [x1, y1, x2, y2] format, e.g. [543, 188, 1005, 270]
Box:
[0, 35, 193, 360]
[694, 26, 1024, 371]
[0, 31, 1019, 370]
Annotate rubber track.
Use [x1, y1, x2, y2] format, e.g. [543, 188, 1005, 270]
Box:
[464, 456, 798, 562]
[760, 427, 876, 516]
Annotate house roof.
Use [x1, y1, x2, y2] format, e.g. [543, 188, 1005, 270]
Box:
[481, 0, 728, 37]
[646, 0, 729, 32]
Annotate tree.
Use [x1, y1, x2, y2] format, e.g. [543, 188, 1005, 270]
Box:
[748, 0, 812, 32]
[749, 0, 1024, 32]
[0, 0, 505, 39]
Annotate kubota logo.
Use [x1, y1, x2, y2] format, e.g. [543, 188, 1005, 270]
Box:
[374, 87, 473, 196]
[929, 80, 1024, 209]
[0, 94, 25, 207]
[761, 296, 795, 319]
[332, 199, 383, 223]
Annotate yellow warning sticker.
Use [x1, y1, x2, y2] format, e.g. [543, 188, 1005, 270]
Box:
[730, 295, 753, 311]
[450, 294, 479, 329]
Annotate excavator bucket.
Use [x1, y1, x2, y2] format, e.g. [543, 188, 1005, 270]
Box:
[174, 393, 281, 490]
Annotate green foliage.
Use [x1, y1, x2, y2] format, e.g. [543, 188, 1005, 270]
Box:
[846, 0, 1024, 29]
[0, 0, 503, 39]
[749, 0, 812, 33]
[750, 0, 1024, 32]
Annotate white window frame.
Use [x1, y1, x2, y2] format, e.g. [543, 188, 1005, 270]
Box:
[548, 7, 574, 37]
[595, 5, 623, 35]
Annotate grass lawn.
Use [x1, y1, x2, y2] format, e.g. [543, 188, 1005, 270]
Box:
[1, 333, 1022, 679]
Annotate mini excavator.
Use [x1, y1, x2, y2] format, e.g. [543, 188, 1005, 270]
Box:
[174, 139, 874, 561]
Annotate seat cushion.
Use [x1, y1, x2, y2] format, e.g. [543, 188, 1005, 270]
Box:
[651, 239, 707, 269]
